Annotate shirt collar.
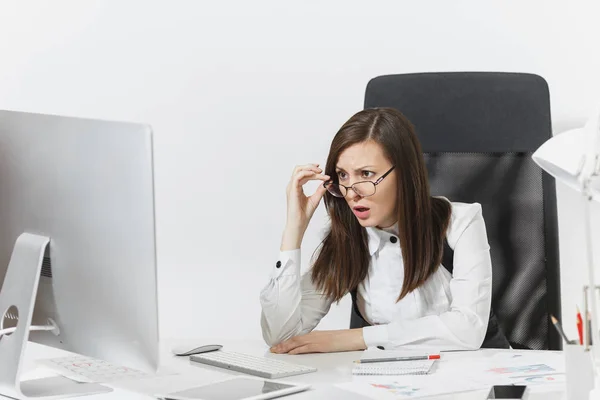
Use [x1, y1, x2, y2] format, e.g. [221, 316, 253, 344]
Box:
[365, 223, 399, 256]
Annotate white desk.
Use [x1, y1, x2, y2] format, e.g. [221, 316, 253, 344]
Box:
[5, 338, 566, 400]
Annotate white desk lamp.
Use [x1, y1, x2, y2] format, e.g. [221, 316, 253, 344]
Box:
[532, 107, 600, 400]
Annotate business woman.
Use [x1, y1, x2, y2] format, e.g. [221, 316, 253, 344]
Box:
[260, 107, 509, 354]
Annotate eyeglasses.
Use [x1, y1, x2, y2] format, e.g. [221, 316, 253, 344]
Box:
[323, 166, 395, 198]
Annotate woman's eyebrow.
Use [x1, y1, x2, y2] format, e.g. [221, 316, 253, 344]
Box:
[335, 165, 376, 172]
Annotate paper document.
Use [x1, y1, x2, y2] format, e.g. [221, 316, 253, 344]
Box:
[337, 350, 565, 399]
[483, 352, 565, 387]
[337, 376, 488, 399]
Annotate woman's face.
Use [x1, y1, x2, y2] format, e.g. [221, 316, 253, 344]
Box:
[334, 140, 398, 228]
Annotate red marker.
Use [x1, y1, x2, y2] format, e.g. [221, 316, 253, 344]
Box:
[577, 307, 584, 345]
[354, 354, 441, 364]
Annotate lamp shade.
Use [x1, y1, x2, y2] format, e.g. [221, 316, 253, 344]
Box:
[532, 113, 600, 201]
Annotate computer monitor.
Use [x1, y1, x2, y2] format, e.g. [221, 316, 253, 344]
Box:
[0, 110, 159, 398]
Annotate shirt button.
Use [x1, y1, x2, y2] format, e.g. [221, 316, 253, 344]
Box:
[276, 261, 282, 268]
[390, 236, 398, 243]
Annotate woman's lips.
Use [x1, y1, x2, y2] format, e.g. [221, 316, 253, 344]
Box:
[353, 206, 370, 220]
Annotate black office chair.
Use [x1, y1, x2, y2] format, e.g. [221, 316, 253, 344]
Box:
[352, 72, 561, 350]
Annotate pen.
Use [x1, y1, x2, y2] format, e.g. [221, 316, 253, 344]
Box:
[550, 315, 575, 345]
[587, 311, 593, 345]
[354, 354, 440, 364]
[577, 307, 584, 345]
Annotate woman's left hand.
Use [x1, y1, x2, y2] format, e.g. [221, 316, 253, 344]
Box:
[270, 329, 367, 355]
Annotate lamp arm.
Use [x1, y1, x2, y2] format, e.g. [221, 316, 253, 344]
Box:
[580, 106, 600, 187]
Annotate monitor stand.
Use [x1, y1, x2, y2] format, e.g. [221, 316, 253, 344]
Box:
[0, 233, 113, 399]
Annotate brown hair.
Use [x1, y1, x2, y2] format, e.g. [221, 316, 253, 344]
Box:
[311, 107, 452, 302]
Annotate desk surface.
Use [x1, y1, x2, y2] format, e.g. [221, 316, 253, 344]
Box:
[9, 338, 566, 400]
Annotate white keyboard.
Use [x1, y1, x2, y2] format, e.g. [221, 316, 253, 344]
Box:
[189, 350, 317, 379]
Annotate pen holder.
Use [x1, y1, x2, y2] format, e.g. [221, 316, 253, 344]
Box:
[565, 344, 595, 399]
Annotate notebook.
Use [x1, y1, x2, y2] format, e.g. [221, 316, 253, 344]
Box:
[351, 349, 437, 376]
[352, 359, 435, 375]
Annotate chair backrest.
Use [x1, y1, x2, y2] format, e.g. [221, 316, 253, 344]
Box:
[363, 72, 560, 350]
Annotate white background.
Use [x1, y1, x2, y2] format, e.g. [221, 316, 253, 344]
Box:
[1, 0, 599, 343]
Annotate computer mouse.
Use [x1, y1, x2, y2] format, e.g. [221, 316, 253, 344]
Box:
[171, 344, 223, 357]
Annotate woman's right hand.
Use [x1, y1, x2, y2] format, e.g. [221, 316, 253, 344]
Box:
[281, 163, 330, 250]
